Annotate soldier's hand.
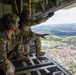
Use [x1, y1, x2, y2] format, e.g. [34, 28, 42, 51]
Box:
[40, 34, 49, 39]
[9, 73, 15, 75]
[36, 34, 49, 39]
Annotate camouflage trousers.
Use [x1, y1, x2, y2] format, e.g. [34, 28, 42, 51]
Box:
[6, 60, 15, 75]
[22, 37, 41, 54]
[34, 37, 41, 53]
[0, 60, 15, 75]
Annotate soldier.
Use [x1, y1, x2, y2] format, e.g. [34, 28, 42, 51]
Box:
[0, 13, 28, 75]
[19, 9, 49, 56]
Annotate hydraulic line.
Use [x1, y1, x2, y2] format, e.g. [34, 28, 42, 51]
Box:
[29, 0, 32, 18]
[2, 0, 4, 16]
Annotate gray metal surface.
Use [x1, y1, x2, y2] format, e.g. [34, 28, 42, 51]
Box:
[11, 53, 72, 75]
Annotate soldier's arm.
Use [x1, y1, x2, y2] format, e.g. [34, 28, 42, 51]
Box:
[31, 31, 49, 39]
[35, 34, 49, 39]
[35, 17, 48, 25]
[29, 29, 49, 39]
[0, 38, 14, 75]
[28, 17, 48, 26]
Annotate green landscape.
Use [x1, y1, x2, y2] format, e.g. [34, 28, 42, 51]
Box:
[32, 23, 76, 75]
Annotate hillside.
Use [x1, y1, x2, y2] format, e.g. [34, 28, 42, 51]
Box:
[31, 23, 76, 75]
[32, 23, 76, 36]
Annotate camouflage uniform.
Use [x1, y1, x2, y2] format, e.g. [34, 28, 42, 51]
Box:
[34, 37, 41, 54]
[23, 30, 41, 54]
[0, 13, 26, 75]
[0, 30, 17, 74]
[0, 30, 24, 74]
[18, 9, 47, 56]
[16, 28, 41, 54]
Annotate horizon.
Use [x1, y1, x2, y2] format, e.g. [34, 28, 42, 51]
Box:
[32, 22, 76, 28]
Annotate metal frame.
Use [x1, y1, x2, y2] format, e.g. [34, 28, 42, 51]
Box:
[12, 53, 72, 75]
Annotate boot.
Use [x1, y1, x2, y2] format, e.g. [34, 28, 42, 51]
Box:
[17, 54, 29, 61]
[36, 51, 45, 56]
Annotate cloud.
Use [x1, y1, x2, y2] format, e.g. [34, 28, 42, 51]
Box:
[41, 7, 76, 25]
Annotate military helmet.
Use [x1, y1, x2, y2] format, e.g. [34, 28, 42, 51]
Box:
[2, 13, 19, 29]
[19, 9, 35, 27]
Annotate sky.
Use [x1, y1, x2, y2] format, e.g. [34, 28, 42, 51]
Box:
[40, 7, 76, 25]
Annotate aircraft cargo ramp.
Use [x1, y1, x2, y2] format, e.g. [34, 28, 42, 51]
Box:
[11, 53, 72, 75]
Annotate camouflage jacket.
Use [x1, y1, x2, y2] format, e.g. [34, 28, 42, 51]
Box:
[0, 30, 21, 72]
[16, 29, 37, 45]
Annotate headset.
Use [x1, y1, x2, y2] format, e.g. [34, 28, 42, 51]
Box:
[6, 20, 16, 30]
[2, 13, 19, 30]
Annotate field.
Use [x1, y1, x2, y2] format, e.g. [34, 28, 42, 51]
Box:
[32, 24, 76, 75]
[41, 36, 76, 75]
